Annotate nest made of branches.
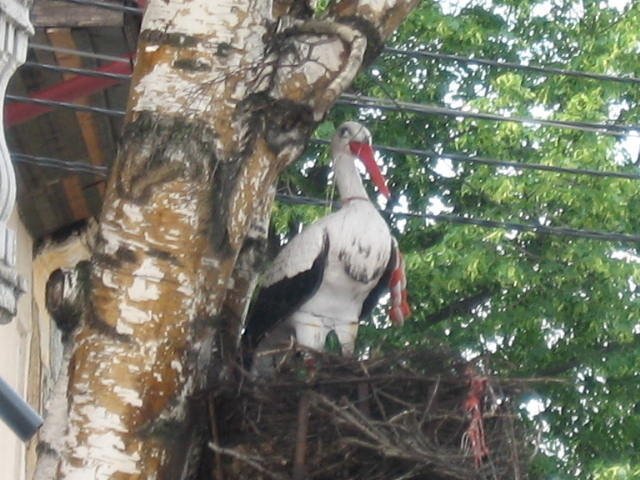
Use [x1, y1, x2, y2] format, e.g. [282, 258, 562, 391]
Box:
[208, 348, 530, 480]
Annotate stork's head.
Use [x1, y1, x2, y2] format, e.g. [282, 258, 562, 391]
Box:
[331, 121, 391, 198]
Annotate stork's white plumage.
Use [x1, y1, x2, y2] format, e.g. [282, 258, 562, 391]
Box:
[242, 122, 409, 367]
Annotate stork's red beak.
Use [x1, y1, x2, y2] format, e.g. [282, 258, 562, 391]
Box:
[349, 141, 391, 198]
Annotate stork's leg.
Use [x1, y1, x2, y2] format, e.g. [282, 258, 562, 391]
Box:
[291, 313, 327, 352]
[290, 314, 327, 373]
[251, 322, 295, 376]
[333, 321, 358, 356]
[334, 320, 368, 414]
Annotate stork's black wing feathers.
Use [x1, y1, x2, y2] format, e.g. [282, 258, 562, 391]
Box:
[359, 239, 395, 320]
[241, 232, 330, 366]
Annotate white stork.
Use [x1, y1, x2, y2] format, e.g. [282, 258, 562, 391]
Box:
[242, 121, 409, 369]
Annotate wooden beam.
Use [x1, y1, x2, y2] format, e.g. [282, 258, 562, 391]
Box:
[44, 28, 96, 221]
[5, 60, 130, 126]
[31, 1, 123, 28]
[49, 28, 109, 201]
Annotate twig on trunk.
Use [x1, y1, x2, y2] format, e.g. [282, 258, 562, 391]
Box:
[292, 392, 310, 480]
[419, 375, 440, 429]
[356, 362, 372, 417]
[208, 394, 224, 480]
[208, 442, 290, 480]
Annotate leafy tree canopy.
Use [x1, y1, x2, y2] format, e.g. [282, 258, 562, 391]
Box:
[273, 0, 640, 477]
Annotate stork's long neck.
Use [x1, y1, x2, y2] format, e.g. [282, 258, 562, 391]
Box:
[334, 152, 369, 201]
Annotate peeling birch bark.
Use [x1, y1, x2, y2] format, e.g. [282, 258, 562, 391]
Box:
[218, 185, 275, 363]
[53, 0, 419, 477]
[33, 346, 72, 480]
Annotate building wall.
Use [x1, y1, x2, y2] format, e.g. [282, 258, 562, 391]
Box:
[0, 210, 92, 480]
[0, 209, 34, 480]
[32, 223, 93, 390]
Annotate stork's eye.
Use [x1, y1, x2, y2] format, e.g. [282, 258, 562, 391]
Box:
[339, 127, 350, 137]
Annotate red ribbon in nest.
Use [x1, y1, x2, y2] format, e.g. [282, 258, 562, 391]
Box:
[461, 370, 490, 468]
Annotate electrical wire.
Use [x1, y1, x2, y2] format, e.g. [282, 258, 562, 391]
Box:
[21, 61, 131, 81]
[12, 151, 639, 244]
[51, 1, 639, 86]
[384, 47, 640, 85]
[29, 43, 132, 64]
[5, 94, 126, 117]
[48, 0, 640, 88]
[9, 83, 636, 139]
[15, 26, 640, 208]
[12, 153, 108, 176]
[337, 93, 638, 137]
[276, 194, 640, 244]
[310, 139, 640, 181]
[63, 0, 143, 15]
[19, 1, 639, 244]
[8, 87, 637, 181]
[8, 92, 637, 182]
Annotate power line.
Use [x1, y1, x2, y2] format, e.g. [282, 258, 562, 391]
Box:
[29, 43, 132, 64]
[276, 194, 640, 245]
[51, 1, 640, 86]
[21, 61, 131, 81]
[9, 91, 637, 182]
[12, 151, 639, 244]
[8, 89, 636, 181]
[50, 0, 640, 87]
[63, 0, 143, 15]
[9, 86, 635, 139]
[384, 47, 640, 85]
[310, 139, 640, 181]
[5, 95, 126, 117]
[337, 93, 638, 137]
[11, 58, 639, 181]
[12, 153, 108, 176]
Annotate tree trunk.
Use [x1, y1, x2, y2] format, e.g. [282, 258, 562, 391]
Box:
[54, 0, 418, 477]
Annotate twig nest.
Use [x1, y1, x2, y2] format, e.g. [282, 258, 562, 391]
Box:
[209, 348, 529, 479]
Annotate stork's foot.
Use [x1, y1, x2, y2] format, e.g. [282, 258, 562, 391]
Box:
[300, 352, 319, 380]
[303, 356, 317, 372]
[290, 348, 319, 380]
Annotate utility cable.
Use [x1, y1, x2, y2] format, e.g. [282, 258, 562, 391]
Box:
[63, 0, 143, 15]
[276, 193, 640, 244]
[5, 94, 126, 117]
[384, 47, 640, 85]
[50, 1, 640, 86]
[337, 93, 638, 137]
[21, 61, 131, 81]
[12, 151, 639, 244]
[12, 153, 108, 176]
[51, 0, 640, 85]
[7, 93, 638, 181]
[28, 43, 132, 64]
[8, 91, 637, 181]
[310, 139, 640, 181]
[8, 87, 636, 138]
